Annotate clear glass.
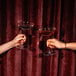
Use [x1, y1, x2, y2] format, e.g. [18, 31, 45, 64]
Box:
[39, 27, 56, 56]
[16, 24, 26, 50]
[16, 21, 34, 50]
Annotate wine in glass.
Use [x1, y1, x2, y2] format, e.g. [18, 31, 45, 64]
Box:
[17, 21, 34, 50]
[39, 27, 57, 56]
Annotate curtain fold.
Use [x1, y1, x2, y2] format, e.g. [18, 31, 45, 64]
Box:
[0, 0, 76, 76]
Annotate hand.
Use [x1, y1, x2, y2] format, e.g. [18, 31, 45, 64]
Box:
[12, 34, 26, 47]
[47, 38, 65, 49]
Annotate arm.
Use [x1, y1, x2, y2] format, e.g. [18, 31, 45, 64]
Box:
[0, 34, 26, 54]
[47, 38, 76, 50]
[65, 42, 76, 50]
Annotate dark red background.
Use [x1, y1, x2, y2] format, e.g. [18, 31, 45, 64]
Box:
[0, 0, 76, 76]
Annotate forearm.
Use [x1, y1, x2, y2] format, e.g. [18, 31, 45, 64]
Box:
[65, 42, 76, 50]
[0, 40, 15, 54]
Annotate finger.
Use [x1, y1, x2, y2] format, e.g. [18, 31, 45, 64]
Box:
[47, 40, 55, 44]
[17, 40, 24, 45]
[48, 45, 54, 48]
[47, 41, 55, 48]
[18, 35, 26, 39]
[20, 35, 26, 41]
[20, 40, 25, 45]
[47, 40, 53, 46]
[47, 38, 56, 42]
[23, 36, 26, 41]
[17, 34, 26, 38]
[46, 41, 49, 47]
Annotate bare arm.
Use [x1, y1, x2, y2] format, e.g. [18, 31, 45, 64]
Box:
[47, 39, 76, 50]
[0, 34, 26, 54]
[0, 40, 16, 54]
[65, 42, 76, 50]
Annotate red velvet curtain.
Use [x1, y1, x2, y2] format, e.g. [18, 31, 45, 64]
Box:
[0, 0, 76, 76]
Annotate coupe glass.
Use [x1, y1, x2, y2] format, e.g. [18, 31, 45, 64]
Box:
[16, 21, 34, 50]
[39, 27, 56, 56]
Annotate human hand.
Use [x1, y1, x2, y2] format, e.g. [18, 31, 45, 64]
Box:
[12, 34, 26, 47]
[47, 38, 65, 49]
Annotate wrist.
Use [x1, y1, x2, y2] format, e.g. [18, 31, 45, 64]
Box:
[61, 42, 66, 49]
[63, 43, 67, 49]
[65, 43, 66, 49]
[64, 43, 66, 49]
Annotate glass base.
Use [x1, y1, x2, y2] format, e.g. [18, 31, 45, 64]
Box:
[42, 51, 56, 56]
[16, 45, 25, 50]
